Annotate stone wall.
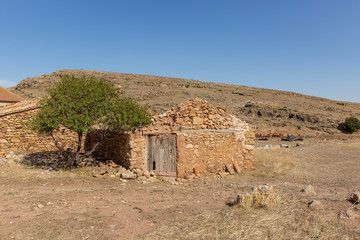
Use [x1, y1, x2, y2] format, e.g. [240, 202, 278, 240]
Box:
[86, 131, 147, 171]
[128, 133, 147, 170]
[87, 98, 255, 178]
[141, 98, 254, 177]
[140, 97, 250, 134]
[0, 100, 79, 157]
[176, 131, 253, 177]
[87, 132, 132, 168]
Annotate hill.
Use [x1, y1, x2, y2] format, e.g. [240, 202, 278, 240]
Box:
[9, 69, 360, 136]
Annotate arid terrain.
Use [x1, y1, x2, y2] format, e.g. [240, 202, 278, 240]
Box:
[1, 139, 360, 240]
[1, 70, 360, 239]
[9, 69, 360, 136]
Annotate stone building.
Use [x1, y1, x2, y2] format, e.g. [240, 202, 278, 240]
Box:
[87, 98, 255, 178]
[0, 86, 23, 106]
[0, 99, 79, 157]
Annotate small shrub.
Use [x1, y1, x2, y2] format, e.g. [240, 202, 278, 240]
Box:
[344, 117, 360, 133]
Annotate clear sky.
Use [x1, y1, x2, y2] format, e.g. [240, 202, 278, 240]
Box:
[0, 0, 359, 102]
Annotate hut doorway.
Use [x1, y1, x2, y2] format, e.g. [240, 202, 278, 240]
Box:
[147, 134, 177, 175]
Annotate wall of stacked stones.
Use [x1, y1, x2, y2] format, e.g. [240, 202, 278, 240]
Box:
[142, 98, 248, 132]
[89, 129, 254, 178]
[243, 131, 255, 169]
[87, 132, 147, 170]
[85, 98, 255, 178]
[176, 131, 252, 177]
[0, 109, 79, 157]
[127, 133, 147, 171]
[141, 98, 254, 177]
[86, 132, 133, 168]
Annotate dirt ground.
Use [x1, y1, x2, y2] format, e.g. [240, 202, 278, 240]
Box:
[1, 139, 360, 239]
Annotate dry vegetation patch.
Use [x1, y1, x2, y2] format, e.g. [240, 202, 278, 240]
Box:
[140, 141, 360, 239]
[139, 201, 349, 240]
[252, 148, 302, 177]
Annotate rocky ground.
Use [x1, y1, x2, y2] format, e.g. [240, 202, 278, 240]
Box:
[1, 139, 360, 239]
[9, 69, 360, 137]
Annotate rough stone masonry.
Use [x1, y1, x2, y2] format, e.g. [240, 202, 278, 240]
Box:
[89, 98, 255, 178]
[0, 99, 79, 157]
[0, 97, 254, 178]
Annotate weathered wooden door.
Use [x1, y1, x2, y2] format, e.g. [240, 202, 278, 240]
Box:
[147, 134, 176, 175]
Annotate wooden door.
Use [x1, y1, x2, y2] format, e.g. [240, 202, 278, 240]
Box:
[147, 134, 176, 174]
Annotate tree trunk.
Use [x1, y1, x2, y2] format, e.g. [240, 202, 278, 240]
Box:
[51, 134, 65, 153]
[72, 132, 83, 167]
[77, 132, 83, 153]
[84, 130, 110, 157]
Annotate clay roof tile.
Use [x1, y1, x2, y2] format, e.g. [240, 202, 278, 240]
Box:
[0, 86, 23, 102]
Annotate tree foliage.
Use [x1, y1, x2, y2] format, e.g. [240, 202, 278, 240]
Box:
[29, 75, 152, 160]
[344, 117, 360, 133]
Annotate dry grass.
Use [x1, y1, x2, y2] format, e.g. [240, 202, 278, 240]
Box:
[0, 158, 40, 180]
[252, 148, 302, 178]
[0, 158, 95, 180]
[139, 197, 351, 240]
[139, 144, 360, 239]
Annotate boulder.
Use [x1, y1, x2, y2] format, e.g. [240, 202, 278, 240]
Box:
[244, 145, 254, 150]
[308, 200, 323, 210]
[120, 172, 137, 180]
[340, 209, 357, 219]
[301, 185, 316, 195]
[233, 161, 242, 173]
[37, 204, 45, 209]
[218, 172, 229, 178]
[234, 194, 253, 209]
[351, 192, 360, 203]
[251, 185, 279, 209]
[136, 169, 143, 177]
[193, 167, 199, 176]
[234, 185, 279, 209]
[143, 170, 151, 179]
[225, 164, 235, 175]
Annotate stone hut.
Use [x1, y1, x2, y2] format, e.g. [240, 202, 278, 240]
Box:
[0, 99, 79, 157]
[88, 98, 255, 178]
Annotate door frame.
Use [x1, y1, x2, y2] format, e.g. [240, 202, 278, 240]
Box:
[146, 133, 177, 176]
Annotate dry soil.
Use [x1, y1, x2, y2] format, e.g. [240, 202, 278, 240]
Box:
[1, 139, 360, 239]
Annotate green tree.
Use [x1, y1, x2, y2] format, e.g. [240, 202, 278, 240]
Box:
[344, 117, 360, 133]
[29, 75, 151, 165]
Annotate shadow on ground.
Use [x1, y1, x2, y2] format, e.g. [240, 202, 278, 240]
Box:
[21, 151, 102, 170]
[19, 150, 114, 172]
[21, 151, 74, 170]
[337, 123, 350, 134]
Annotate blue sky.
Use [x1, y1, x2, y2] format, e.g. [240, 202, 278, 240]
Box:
[0, 0, 359, 102]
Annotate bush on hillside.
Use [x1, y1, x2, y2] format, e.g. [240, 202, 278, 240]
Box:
[344, 117, 360, 133]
